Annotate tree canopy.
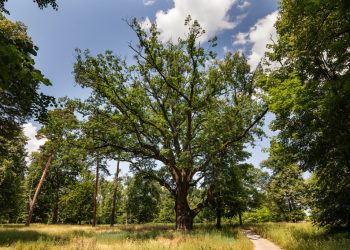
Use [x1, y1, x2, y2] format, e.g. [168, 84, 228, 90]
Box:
[0, 15, 54, 148]
[73, 17, 267, 230]
[262, 0, 350, 230]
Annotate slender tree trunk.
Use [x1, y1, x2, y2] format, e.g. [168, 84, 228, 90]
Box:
[51, 168, 59, 224]
[51, 202, 58, 224]
[215, 194, 223, 229]
[238, 211, 243, 226]
[110, 160, 120, 227]
[175, 180, 194, 230]
[92, 153, 100, 227]
[288, 198, 292, 213]
[239, 211, 243, 226]
[25, 152, 54, 226]
[216, 208, 222, 229]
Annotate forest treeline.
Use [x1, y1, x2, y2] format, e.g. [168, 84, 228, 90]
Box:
[0, 0, 349, 231]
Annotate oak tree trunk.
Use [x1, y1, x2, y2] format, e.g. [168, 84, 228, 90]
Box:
[175, 180, 194, 230]
[25, 152, 54, 226]
[110, 160, 120, 226]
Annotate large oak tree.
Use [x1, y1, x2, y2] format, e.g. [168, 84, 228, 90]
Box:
[74, 17, 267, 230]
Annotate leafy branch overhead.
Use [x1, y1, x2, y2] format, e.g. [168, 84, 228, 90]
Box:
[0, 0, 58, 14]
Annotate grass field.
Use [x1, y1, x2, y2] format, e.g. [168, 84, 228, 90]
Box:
[248, 222, 350, 250]
[0, 224, 252, 250]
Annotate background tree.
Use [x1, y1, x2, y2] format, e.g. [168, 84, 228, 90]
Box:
[59, 171, 94, 224]
[0, 131, 26, 223]
[110, 160, 121, 226]
[154, 188, 175, 223]
[261, 141, 306, 222]
[262, 0, 350, 230]
[77, 109, 118, 227]
[124, 173, 161, 224]
[74, 17, 267, 230]
[97, 176, 123, 225]
[25, 141, 87, 224]
[0, 1, 55, 225]
[25, 106, 79, 226]
[205, 150, 267, 228]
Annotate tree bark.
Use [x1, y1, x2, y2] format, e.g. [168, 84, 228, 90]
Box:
[216, 208, 222, 229]
[215, 195, 223, 229]
[51, 202, 58, 224]
[92, 153, 100, 227]
[175, 179, 194, 230]
[239, 211, 243, 226]
[25, 152, 54, 226]
[51, 167, 59, 224]
[110, 160, 120, 227]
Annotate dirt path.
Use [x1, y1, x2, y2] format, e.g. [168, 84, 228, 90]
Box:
[241, 229, 282, 250]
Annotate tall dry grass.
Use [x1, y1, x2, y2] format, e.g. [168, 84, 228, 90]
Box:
[0, 224, 252, 250]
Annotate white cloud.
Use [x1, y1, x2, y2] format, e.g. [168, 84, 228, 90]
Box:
[143, 0, 156, 6]
[223, 46, 231, 54]
[233, 31, 248, 45]
[22, 123, 47, 160]
[140, 16, 152, 30]
[142, 0, 241, 43]
[237, 0, 251, 10]
[233, 11, 278, 69]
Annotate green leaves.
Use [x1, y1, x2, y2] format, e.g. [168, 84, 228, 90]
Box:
[124, 174, 161, 223]
[0, 15, 54, 140]
[73, 17, 267, 226]
[0, 131, 27, 222]
[265, 0, 350, 229]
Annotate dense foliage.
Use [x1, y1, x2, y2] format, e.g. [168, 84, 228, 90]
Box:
[261, 141, 306, 222]
[262, 0, 350, 230]
[0, 131, 26, 223]
[0, 14, 54, 155]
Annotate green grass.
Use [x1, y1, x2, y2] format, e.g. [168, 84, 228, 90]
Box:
[248, 222, 350, 250]
[0, 224, 252, 250]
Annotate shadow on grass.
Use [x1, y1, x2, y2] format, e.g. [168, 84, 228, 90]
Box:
[98, 225, 175, 242]
[96, 230, 166, 242]
[0, 230, 69, 246]
[96, 224, 240, 242]
[116, 224, 174, 232]
[190, 224, 240, 238]
[0, 224, 26, 229]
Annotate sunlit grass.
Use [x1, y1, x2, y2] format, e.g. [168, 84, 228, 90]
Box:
[248, 222, 350, 250]
[0, 224, 252, 250]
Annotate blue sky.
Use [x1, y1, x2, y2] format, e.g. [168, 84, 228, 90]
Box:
[7, 0, 279, 176]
